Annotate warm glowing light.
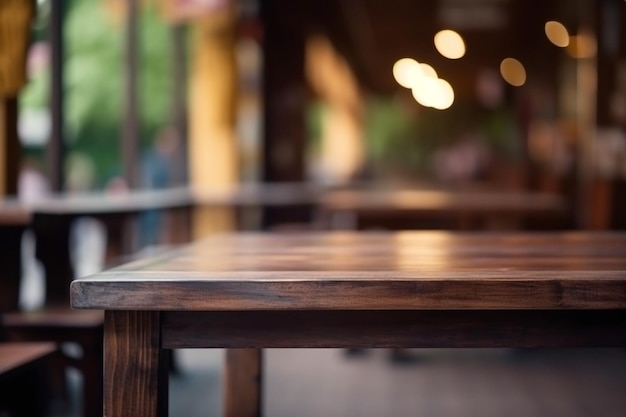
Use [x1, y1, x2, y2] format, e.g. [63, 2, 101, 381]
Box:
[434, 29, 466, 59]
[420, 63, 438, 79]
[432, 79, 455, 109]
[545, 21, 569, 47]
[500, 58, 526, 87]
[412, 77, 454, 110]
[392, 58, 423, 88]
[412, 77, 439, 108]
[393, 58, 452, 110]
[566, 32, 597, 59]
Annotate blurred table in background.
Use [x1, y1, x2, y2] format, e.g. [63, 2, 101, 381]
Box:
[317, 183, 570, 231]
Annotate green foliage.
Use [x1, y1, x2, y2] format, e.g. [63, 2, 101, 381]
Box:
[20, 0, 177, 188]
[363, 96, 433, 176]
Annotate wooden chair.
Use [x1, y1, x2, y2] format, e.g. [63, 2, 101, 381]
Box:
[0, 215, 103, 417]
[0, 215, 60, 417]
[0, 342, 58, 417]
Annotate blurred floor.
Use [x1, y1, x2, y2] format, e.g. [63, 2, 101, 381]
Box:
[265, 348, 626, 417]
[50, 347, 626, 417]
[20, 223, 626, 417]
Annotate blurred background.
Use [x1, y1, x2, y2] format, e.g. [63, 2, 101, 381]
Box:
[2, 0, 626, 416]
[8, 0, 626, 230]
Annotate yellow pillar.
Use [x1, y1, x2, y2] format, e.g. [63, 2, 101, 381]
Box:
[188, 7, 239, 239]
[0, 0, 35, 197]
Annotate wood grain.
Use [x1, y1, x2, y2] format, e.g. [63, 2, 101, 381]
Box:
[161, 310, 626, 349]
[224, 349, 262, 417]
[71, 232, 626, 311]
[104, 311, 168, 417]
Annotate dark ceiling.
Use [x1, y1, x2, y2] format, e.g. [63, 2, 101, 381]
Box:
[262, 0, 592, 99]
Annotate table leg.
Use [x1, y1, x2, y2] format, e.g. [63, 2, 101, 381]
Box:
[104, 311, 168, 417]
[33, 215, 73, 306]
[0, 225, 24, 311]
[224, 348, 262, 417]
[101, 214, 133, 268]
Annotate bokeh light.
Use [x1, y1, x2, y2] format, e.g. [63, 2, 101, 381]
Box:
[545, 21, 569, 47]
[500, 58, 526, 87]
[434, 29, 466, 59]
[412, 77, 455, 110]
[432, 78, 455, 110]
[392, 58, 423, 88]
[419, 63, 438, 79]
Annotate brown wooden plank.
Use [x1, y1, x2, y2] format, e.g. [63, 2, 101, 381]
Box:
[0, 342, 57, 378]
[30, 187, 192, 216]
[71, 276, 626, 311]
[0, 200, 31, 224]
[71, 232, 626, 311]
[0, 343, 57, 417]
[104, 311, 168, 417]
[162, 310, 626, 349]
[224, 349, 262, 417]
[320, 189, 566, 213]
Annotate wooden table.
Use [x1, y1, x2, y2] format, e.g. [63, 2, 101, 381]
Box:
[71, 231, 626, 417]
[1, 184, 321, 307]
[318, 185, 569, 230]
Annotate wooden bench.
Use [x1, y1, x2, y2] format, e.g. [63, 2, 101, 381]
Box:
[0, 342, 58, 417]
[70, 231, 626, 417]
[1, 189, 192, 417]
[318, 185, 569, 230]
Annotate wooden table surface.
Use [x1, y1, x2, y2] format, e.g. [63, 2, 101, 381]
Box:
[70, 231, 626, 417]
[320, 187, 565, 212]
[73, 231, 626, 311]
[318, 187, 568, 230]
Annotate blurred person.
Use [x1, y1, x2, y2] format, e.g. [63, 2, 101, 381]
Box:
[17, 154, 49, 311]
[138, 126, 181, 247]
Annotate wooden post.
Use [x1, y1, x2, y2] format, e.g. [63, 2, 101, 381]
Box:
[224, 349, 262, 417]
[260, 0, 309, 228]
[47, 0, 65, 192]
[580, 0, 625, 229]
[171, 25, 188, 185]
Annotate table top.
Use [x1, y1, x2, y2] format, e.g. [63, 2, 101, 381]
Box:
[0, 183, 321, 220]
[0, 342, 57, 378]
[0, 199, 31, 224]
[320, 188, 566, 213]
[71, 231, 626, 311]
[1, 182, 566, 223]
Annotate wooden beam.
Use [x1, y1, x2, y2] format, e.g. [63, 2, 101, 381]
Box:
[47, 0, 65, 192]
[170, 24, 188, 185]
[260, 0, 310, 228]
